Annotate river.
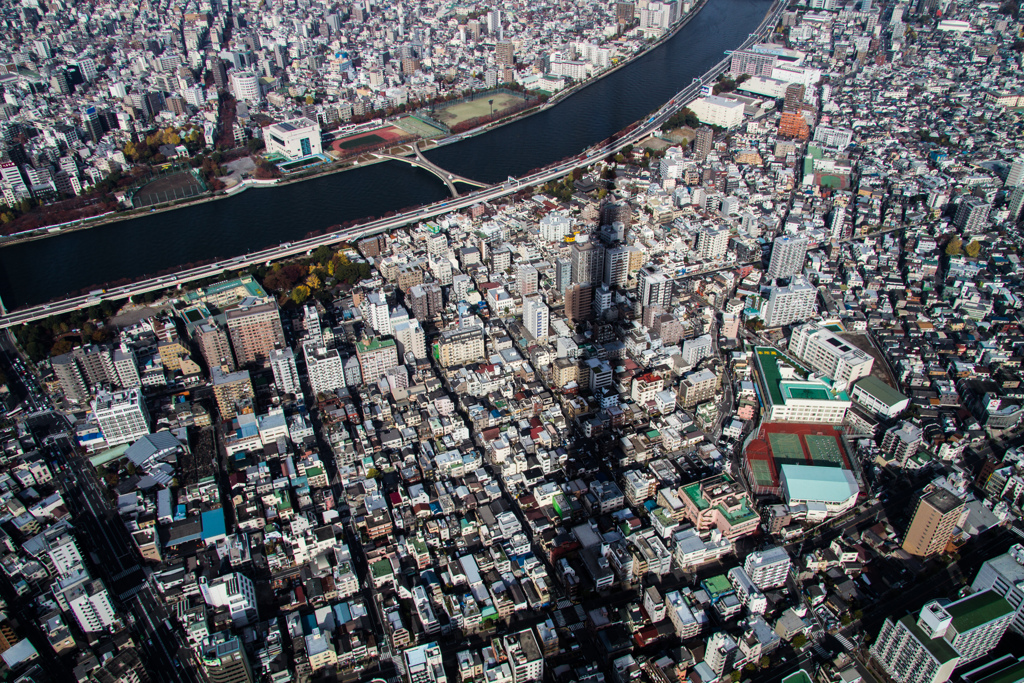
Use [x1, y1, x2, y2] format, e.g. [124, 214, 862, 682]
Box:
[0, 0, 772, 310]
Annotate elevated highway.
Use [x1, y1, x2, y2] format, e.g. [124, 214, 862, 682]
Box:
[0, 0, 786, 330]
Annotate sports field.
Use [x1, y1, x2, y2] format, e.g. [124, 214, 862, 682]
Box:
[330, 126, 409, 154]
[431, 92, 528, 127]
[768, 433, 804, 467]
[395, 116, 447, 139]
[336, 133, 385, 150]
[744, 423, 853, 494]
[805, 434, 844, 467]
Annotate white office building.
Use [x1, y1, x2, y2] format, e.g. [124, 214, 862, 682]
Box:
[788, 323, 874, 386]
[393, 318, 427, 359]
[697, 226, 730, 261]
[112, 345, 140, 388]
[359, 290, 391, 336]
[767, 235, 809, 279]
[265, 117, 322, 159]
[744, 546, 791, 589]
[812, 125, 853, 150]
[404, 642, 447, 683]
[91, 388, 150, 447]
[269, 347, 301, 395]
[681, 335, 713, 366]
[229, 70, 261, 102]
[727, 566, 767, 614]
[972, 544, 1024, 634]
[304, 345, 346, 396]
[47, 534, 84, 578]
[522, 296, 550, 341]
[762, 277, 817, 328]
[199, 573, 258, 627]
[688, 95, 746, 128]
[67, 578, 118, 633]
[540, 212, 572, 242]
[502, 629, 544, 683]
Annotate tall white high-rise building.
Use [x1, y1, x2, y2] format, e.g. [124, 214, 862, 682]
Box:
[229, 70, 261, 102]
[1009, 186, 1024, 222]
[767, 235, 809, 280]
[393, 318, 427, 359]
[517, 265, 539, 297]
[269, 347, 301, 395]
[1005, 159, 1024, 188]
[636, 265, 673, 309]
[67, 578, 118, 634]
[697, 226, 730, 261]
[762, 277, 816, 328]
[540, 213, 572, 242]
[522, 296, 550, 341]
[403, 642, 447, 683]
[303, 304, 323, 347]
[359, 291, 391, 336]
[681, 334, 713, 366]
[91, 388, 150, 447]
[304, 345, 346, 396]
[704, 631, 738, 677]
[870, 593, 1013, 683]
[112, 344, 140, 388]
[47, 533, 84, 578]
[502, 629, 544, 683]
[604, 246, 631, 287]
[744, 546, 790, 589]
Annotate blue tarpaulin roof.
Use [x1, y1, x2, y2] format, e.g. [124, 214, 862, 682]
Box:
[201, 509, 227, 541]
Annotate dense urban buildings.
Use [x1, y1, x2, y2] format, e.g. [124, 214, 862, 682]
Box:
[5, 0, 1024, 681]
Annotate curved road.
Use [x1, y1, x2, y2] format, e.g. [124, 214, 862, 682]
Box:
[0, 0, 785, 330]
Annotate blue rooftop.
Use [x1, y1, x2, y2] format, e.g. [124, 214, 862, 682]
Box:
[780, 464, 859, 503]
[201, 509, 227, 541]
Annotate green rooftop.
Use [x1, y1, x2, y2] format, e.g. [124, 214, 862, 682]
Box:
[899, 614, 959, 664]
[852, 375, 907, 408]
[756, 348, 785, 406]
[681, 482, 710, 510]
[975, 660, 1024, 683]
[356, 337, 397, 354]
[370, 559, 393, 578]
[783, 384, 832, 401]
[703, 575, 733, 599]
[946, 591, 1014, 633]
[782, 671, 814, 683]
[718, 502, 758, 525]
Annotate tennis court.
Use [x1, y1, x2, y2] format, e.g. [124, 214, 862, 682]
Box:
[395, 116, 447, 139]
[805, 434, 845, 467]
[748, 458, 775, 488]
[768, 432, 804, 467]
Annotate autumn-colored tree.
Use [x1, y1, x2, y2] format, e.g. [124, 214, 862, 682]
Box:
[291, 285, 310, 304]
[946, 237, 963, 256]
[306, 273, 321, 290]
[964, 240, 981, 257]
